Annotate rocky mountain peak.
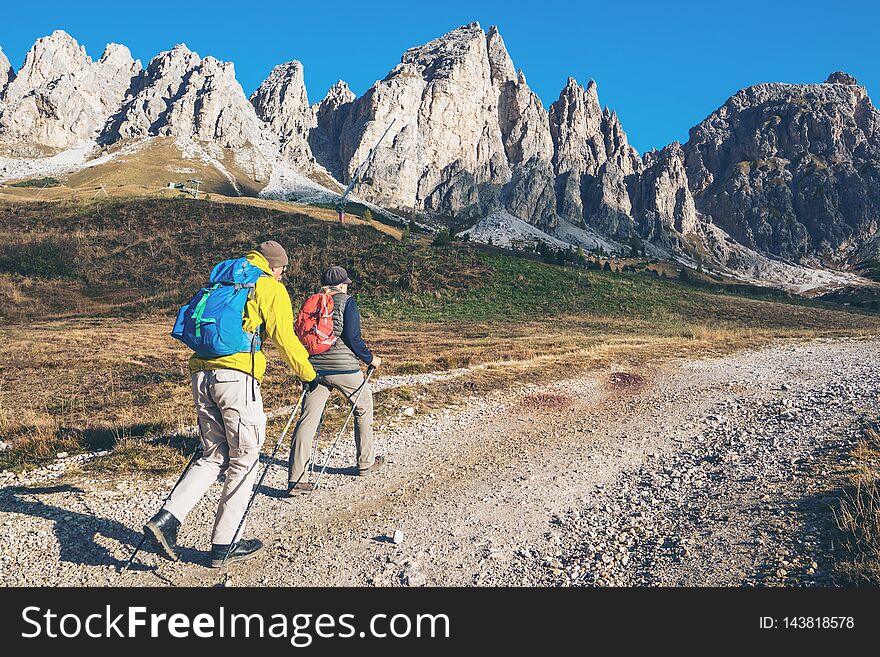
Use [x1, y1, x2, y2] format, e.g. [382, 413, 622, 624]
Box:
[3, 29, 89, 102]
[684, 76, 880, 262]
[99, 43, 136, 66]
[636, 141, 698, 243]
[497, 64, 553, 166]
[153, 44, 200, 76]
[94, 43, 141, 93]
[251, 60, 315, 167]
[547, 76, 642, 235]
[486, 25, 516, 86]
[825, 71, 859, 85]
[0, 47, 13, 96]
[0, 31, 140, 151]
[602, 109, 641, 175]
[396, 22, 487, 81]
[549, 77, 605, 177]
[103, 44, 203, 141]
[251, 61, 307, 110]
[307, 80, 355, 178]
[320, 80, 355, 108]
[200, 55, 235, 77]
[328, 22, 512, 215]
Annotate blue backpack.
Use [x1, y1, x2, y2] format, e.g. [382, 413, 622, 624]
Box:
[171, 257, 267, 358]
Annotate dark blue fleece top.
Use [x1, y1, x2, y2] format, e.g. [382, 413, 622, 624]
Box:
[341, 297, 373, 364]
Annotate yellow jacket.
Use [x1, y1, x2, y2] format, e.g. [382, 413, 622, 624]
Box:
[189, 251, 317, 383]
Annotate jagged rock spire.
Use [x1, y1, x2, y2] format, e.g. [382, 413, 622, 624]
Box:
[824, 71, 859, 85]
[0, 46, 15, 97]
[328, 22, 511, 215]
[251, 60, 316, 166]
[0, 31, 140, 150]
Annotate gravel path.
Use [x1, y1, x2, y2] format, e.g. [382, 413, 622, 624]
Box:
[0, 337, 877, 587]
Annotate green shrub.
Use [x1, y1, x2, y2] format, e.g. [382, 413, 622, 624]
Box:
[9, 177, 60, 188]
[0, 238, 78, 279]
[432, 229, 453, 247]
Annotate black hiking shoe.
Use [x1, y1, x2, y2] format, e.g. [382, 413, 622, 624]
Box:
[358, 455, 385, 476]
[210, 539, 263, 567]
[144, 509, 181, 562]
[286, 481, 315, 496]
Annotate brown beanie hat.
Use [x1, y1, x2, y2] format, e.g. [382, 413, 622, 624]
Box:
[258, 240, 289, 268]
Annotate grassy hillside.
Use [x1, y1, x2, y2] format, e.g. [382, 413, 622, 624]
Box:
[1, 197, 879, 473]
[0, 138, 262, 200]
[0, 198, 475, 321]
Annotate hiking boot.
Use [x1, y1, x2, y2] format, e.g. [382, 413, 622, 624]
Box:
[286, 481, 315, 496]
[210, 538, 263, 567]
[358, 455, 385, 476]
[144, 509, 181, 562]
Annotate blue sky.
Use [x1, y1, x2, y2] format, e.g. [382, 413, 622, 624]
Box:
[1, 0, 876, 153]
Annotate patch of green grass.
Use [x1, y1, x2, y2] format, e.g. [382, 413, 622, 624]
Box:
[309, 201, 406, 229]
[0, 199, 487, 320]
[9, 176, 60, 188]
[394, 362, 433, 374]
[857, 259, 880, 283]
[0, 237, 79, 279]
[361, 253, 878, 332]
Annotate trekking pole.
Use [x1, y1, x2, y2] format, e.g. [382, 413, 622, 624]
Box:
[220, 386, 308, 568]
[307, 410, 327, 485]
[311, 366, 376, 492]
[120, 443, 202, 573]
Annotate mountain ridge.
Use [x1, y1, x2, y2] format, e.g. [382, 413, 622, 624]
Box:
[1, 23, 878, 295]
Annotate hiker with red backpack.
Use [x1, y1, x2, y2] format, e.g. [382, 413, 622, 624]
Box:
[144, 240, 317, 567]
[288, 265, 383, 494]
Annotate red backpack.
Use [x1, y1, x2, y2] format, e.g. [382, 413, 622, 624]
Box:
[295, 292, 338, 355]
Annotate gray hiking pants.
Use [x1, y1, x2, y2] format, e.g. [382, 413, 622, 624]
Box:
[288, 371, 374, 484]
[164, 369, 266, 545]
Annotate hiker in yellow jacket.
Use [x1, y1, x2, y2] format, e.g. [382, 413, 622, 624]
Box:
[145, 240, 316, 567]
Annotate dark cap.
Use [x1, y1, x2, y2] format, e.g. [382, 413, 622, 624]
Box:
[321, 265, 352, 286]
[258, 240, 289, 268]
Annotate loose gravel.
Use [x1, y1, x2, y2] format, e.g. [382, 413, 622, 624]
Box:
[0, 337, 876, 587]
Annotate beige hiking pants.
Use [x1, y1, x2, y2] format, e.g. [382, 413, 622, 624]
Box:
[164, 369, 266, 545]
[288, 371, 374, 484]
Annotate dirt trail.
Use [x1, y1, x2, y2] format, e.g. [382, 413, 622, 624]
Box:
[1, 337, 877, 587]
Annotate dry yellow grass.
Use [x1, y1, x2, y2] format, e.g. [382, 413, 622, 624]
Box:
[0, 309, 866, 473]
[0, 137, 402, 239]
[834, 425, 880, 584]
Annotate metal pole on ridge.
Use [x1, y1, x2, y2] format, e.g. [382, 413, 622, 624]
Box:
[219, 386, 308, 568]
[334, 120, 396, 223]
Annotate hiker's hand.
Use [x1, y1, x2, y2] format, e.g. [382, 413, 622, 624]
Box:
[304, 377, 324, 392]
[370, 356, 382, 369]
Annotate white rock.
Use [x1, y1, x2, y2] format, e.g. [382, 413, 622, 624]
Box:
[330, 23, 512, 217]
[0, 31, 141, 151]
[250, 60, 316, 168]
[0, 47, 14, 95]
